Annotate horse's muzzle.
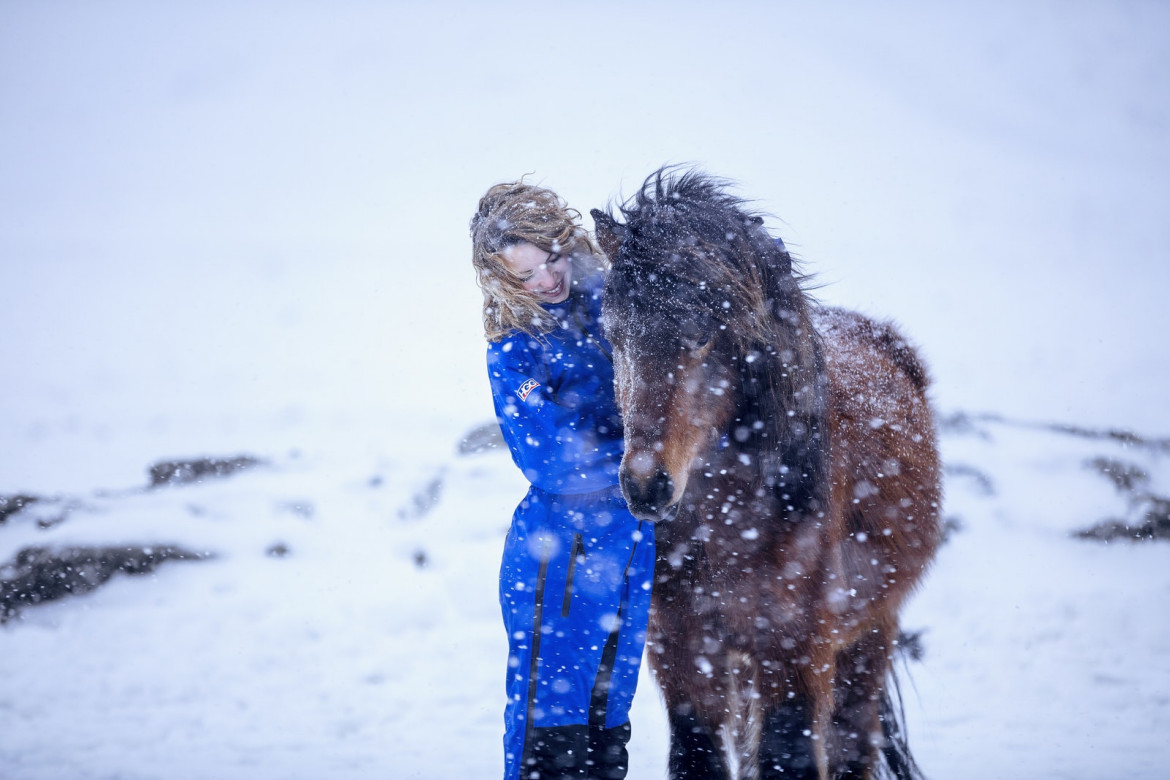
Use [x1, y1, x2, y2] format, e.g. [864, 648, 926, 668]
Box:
[619, 466, 676, 522]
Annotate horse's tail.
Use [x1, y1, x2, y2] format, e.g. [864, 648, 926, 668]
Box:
[877, 658, 927, 780]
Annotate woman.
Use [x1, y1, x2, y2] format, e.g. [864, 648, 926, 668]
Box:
[470, 180, 655, 780]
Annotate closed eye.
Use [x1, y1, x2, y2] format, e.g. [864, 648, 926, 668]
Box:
[518, 253, 563, 282]
[681, 329, 712, 352]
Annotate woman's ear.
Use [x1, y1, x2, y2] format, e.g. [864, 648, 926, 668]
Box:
[590, 209, 627, 261]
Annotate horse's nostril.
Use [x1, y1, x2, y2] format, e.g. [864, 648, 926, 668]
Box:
[620, 465, 676, 520]
[649, 469, 674, 506]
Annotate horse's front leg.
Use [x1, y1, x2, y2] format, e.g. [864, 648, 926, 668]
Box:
[825, 624, 898, 780]
[754, 627, 833, 780]
[648, 617, 732, 779]
[756, 680, 823, 780]
[666, 697, 730, 780]
[752, 559, 832, 779]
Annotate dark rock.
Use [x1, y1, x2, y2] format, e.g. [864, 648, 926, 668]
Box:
[0, 494, 40, 524]
[940, 515, 965, 544]
[943, 411, 1170, 453]
[936, 411, 993, 440]
[935, 411, 1170, 453]
[1, 544, 211, 622]
[1077, 457, 1170, 542]
[398, 471, 445, 521]
[1075, 495, 1170, 542]
[35, 512, 69, 530]
[944, 463, 995, 496]
[1086, 457, 1150, 495]
[148, 456, 265, 488]
[266, 542, 291, 558]
[1053, 423, 1170, 453]
[413, 549, 428, 568]
[458, 422, 504, 455]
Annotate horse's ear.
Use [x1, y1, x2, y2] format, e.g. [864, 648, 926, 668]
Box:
[591, 209, 627, 261]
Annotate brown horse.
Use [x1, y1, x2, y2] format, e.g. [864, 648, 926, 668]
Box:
[591, 168, 940, 780]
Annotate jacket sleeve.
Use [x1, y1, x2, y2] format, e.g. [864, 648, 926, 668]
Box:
[487, 339, 623, 494]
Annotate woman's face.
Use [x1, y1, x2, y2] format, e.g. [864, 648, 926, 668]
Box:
[501, 241, 573, 304]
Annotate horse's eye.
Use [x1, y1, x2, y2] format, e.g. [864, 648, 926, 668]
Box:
[683, 332, 711, 351]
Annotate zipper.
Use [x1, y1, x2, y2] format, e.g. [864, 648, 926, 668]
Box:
[615, 521, 643, 620]
[588, 521, 644, 728]
[561, 533, 584, 617]
[521, 537, 553, 771]
[571, 307, 613, 364]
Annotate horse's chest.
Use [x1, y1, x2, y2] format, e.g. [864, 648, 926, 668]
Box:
[653, 470, 827, 620]
[655, 489, 779, 591]
[680, 471, 774, 545]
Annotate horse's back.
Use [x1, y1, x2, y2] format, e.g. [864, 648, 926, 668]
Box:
[813, 306, 930, 396]
[812, 306, 942, 617]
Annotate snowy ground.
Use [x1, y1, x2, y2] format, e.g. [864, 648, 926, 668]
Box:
[2, 2, 1169, 779]
[2, 416, 1168, 779]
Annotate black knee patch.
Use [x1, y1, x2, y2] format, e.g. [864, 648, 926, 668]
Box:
[524, 724, 589, 779]
[668, 709, 729, 780]
[759, 701, 818, 780]
[588, 721, 631, 780]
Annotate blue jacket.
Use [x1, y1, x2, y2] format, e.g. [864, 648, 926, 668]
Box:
[486, 273, 624, 494]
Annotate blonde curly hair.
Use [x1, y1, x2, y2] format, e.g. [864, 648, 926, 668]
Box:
[470, 179, 606, 342]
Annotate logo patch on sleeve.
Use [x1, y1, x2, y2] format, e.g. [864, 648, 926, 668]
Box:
[516, 378, 540, 401]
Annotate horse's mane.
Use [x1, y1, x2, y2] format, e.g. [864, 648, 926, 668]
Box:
[603, 167, 813, 347]
[620, 167, 749, 232]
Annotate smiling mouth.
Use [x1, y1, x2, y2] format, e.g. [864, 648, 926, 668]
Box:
[538, 280, 564, 298]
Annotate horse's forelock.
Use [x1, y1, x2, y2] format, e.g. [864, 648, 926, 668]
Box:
[606, 167, 810, 360]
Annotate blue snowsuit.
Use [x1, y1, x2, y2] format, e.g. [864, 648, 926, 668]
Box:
[487, 273, 655, 780]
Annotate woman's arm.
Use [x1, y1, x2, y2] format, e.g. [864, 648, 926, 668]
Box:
[487, 341, 622, 494]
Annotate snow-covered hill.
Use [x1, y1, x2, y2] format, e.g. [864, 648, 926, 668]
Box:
[1, 413, 1168, 779]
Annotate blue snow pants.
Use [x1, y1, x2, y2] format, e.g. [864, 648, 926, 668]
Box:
[500, 485, 655, 780]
